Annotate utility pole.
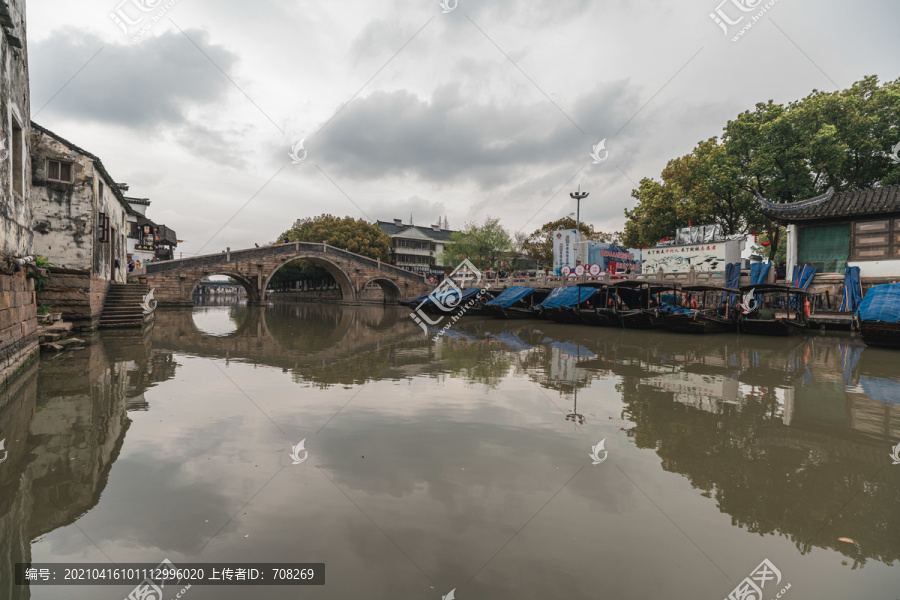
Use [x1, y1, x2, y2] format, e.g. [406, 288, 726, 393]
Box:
[569, 185, 589, 266]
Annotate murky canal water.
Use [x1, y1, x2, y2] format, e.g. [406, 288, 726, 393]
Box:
[2, 301, 899, 599]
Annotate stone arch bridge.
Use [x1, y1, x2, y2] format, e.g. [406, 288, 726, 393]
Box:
[144, 243, 430, 306]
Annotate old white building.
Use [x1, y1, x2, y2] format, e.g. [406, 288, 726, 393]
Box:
[0, 0, 38, 385]
[30, 122, 133, 328]
[376, 219, 455, 275]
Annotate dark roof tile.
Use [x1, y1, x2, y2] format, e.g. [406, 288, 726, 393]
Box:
[759, 184, 900, 222]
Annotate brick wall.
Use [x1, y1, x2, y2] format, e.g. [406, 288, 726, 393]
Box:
[0, 271, 38, 387]
[36, 268, 109, 331]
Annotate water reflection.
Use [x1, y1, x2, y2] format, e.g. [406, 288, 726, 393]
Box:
[1, 304, 897, 599]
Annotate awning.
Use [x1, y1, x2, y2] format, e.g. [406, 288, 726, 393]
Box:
[539, 286, 597, 309]
[484, 286, 534, 308]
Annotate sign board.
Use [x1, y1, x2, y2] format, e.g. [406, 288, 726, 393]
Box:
[552, 229, 581, 275]
[642, 240, 741, 274]
[589, 263, 601, 276]
[585, 243, 641, 273]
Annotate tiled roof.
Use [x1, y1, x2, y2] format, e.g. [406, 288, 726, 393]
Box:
[758, 184, 900, 222]
[376, 220, 456, 242]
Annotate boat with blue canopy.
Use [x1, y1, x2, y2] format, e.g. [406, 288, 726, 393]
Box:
[857, 283, 900, 349]
[484, 286, 550, 319]
[540, 286, 599, 324]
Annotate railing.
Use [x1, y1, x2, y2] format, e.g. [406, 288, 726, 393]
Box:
[456, 268, 754, 290]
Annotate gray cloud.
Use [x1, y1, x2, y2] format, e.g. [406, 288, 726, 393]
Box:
[311, 79, 642, 187]
[30, 27, 238, 128]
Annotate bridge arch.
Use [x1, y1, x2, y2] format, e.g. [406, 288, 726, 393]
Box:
[189, 272, 260, 303]
[262, 255, 356, 302]
[360, 277, 402, 304]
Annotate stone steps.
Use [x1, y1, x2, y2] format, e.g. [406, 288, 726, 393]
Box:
[99, 283, 153, 328]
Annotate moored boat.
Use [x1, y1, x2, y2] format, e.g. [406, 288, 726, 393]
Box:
[663, 286, 741, 334]
[540, 285, 599, 324]
[484, 286, 548, 319]
[857, 283, 900, 349]
[738, 284, 808, 336]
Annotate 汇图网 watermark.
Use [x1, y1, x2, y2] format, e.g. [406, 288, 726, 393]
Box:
[709, 0, 780, 43]
[125, 558, 191, 600]
[409, 259, 490, 339]
[725, 558, 790, 600]
[109, 0, 181, 42]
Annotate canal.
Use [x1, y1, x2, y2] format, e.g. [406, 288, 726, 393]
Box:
[1, 301, 898, 599]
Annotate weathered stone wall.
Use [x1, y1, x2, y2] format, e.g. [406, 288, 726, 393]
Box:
[36, 268, 110, 330]
[0, 270, 38, 386]
[0, 0, 31, 259]
[0, 0, 37, 388]
[31, 129, 129, 283]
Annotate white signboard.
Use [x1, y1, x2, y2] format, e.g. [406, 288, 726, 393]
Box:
[642, 240, 741, 274]
[552, 229, 581, 275]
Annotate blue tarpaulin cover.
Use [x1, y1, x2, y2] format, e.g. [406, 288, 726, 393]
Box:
[721, 262, 741, 305]
[839, 266, 862, 312]
[539, 286, 597, 309]
[750, 262, 771, 285]
[857, 283, 900, 323]
[792, 265, 818, 290]
[484, 286, 534, 308]
[425, 286, 483, 308]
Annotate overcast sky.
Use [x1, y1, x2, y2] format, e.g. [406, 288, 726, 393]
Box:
[27, 0, 900, 256]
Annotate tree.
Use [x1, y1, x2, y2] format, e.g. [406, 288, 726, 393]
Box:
[751, 227, 787, 264]
[440, 216, 514, 271]
[520, 215, 619, 269]
[278, 214, 391, 260]
[623, 76, 900, 260]
[271, 215, 391, 287]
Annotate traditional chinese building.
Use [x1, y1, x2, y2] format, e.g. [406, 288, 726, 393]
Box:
[758, 185, 900, 291]
[376, 218, 455, 275]
[29, 122, 134, 329]
[125, 196, 178, 264]
[0, 0, 38, 386]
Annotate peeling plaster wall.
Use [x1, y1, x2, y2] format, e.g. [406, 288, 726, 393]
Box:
[0, 0, 37, 388]
[30, 132, 128, 283]
[0, 0, 31, 258]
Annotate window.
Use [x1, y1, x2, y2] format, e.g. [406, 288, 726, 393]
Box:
[850, 218, 900, 261]
[47, 159, 74, 183]
[11, 120, 23, 196]
[798, 223, 850, 273]
[98, 212, 110, 243]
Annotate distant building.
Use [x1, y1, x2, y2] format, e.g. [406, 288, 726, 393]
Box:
[376, 219, 456, 273]
[30, 122, 134, 328]
[0, 0, 38, 385]
[124, 196, 178, 263]
[758, 185, 900, 284]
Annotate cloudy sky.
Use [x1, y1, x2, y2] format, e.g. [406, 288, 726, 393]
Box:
[27, 0, 900, 257]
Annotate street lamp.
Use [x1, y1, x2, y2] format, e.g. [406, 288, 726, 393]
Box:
[569, 185, 589, 266]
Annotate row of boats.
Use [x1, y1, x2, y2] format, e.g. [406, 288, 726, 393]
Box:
[404, 281, 900, 347]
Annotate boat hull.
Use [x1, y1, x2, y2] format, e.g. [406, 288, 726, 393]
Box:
[576, 309, 617, 327]
[739, 318, 806, 336]
[545, 308, 582, 324]
[859, 320, 900, 349]
[619, 310, 665, 330]
[663, 313, 736, 334]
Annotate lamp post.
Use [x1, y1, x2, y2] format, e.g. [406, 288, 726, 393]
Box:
[569, 185, 589, 266]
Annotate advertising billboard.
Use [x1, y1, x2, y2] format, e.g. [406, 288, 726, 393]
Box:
[642, 240, 742, 274]
[586, 243, 641, 273]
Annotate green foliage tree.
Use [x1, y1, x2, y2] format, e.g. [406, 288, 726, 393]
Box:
[623, 75, 900, 260]
[440, 217, 515, 271]
[520, 215, 620, 269]
[271, 214, 391, 287]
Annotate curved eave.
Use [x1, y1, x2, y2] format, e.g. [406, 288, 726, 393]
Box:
[753, 187, 835, 223]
